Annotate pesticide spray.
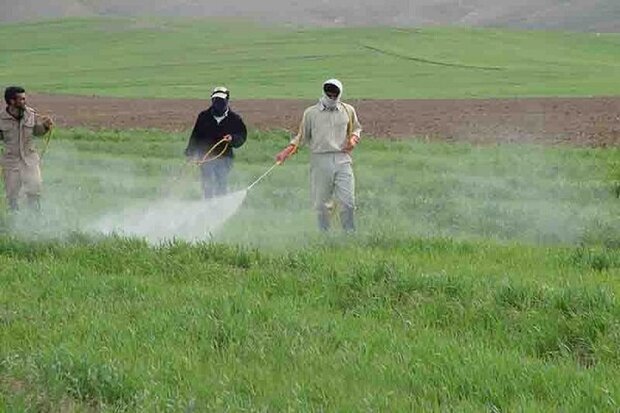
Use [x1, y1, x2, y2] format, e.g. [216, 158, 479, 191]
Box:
[92, 162, 280, 244]
[93, 190, 247, 243]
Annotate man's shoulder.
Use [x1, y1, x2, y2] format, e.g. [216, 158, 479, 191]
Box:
[227, 109, 244, 121]
[24, 106, 37, 123]
[303, 104, 321, 116]
[0, 110, 10, 122]
[0, 108, 14, 128]
[195, 109, 214, 124]
[339, 102, 356, 112]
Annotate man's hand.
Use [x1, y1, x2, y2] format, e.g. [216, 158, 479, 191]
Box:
[275, 144, 297, 164]
[344, 134, 360, 153]
[222, 134, 233, 142]
[41, 115, 54, 130]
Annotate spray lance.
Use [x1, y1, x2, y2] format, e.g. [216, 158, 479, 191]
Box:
[246, 162, 280, 191]
[245, 142, 297, 191]
[232, 131, 298, 193]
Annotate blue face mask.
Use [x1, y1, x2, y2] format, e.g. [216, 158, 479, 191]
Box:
[211, 98, 228, 117]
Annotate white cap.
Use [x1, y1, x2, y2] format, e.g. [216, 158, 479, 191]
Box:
[211, 92, 228, 100]
[211, 86, 230, 100]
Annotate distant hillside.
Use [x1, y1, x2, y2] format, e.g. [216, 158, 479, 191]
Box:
[1, 0, 619, 31]
[2, 18, 619, 100]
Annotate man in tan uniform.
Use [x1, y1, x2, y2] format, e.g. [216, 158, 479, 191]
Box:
[276, 79, 362, 232]
[0, 86, 53, 211]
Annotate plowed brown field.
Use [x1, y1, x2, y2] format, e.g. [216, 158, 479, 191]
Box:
[30, 94, 620, 146]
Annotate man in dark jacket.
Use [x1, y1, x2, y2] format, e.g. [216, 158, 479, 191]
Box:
[185, 87, 247, 199]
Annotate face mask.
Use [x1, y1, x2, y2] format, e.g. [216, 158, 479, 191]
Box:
[212, 98, 228, 117]
[320, 94, 339, 110]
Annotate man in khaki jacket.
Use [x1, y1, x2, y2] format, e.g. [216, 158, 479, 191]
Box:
[276, 79, 362, 232]
[0, 86, 54, 211]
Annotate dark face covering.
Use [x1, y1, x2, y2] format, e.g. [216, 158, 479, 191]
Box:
[211, 98, 229, 117]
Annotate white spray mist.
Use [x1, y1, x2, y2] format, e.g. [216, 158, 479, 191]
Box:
[91, 189, 248, 243]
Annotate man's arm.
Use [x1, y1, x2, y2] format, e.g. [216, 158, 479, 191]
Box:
[289, 109, 312, 148]
[229, 114, 247, 148]
[349, 106, 362, 139]
[33, 114, 53, 136]
[275, 109, 311, 163]
[343, 105, 362, 153]
[184, 113, 203, 157]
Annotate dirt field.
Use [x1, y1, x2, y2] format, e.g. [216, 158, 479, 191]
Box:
[30, 94, 620, 146]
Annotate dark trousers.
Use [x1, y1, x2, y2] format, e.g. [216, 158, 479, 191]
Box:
[200, 157, 232, 199]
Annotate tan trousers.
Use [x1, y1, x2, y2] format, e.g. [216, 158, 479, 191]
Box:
[2, 160, 43, 203]
[310, 152, 355, 210]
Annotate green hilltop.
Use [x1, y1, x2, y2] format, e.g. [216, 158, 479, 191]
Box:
[1, 18, 619, 99]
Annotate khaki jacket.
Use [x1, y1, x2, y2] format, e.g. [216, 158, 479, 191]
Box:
[291, 101, 362, 154]
[0, 106, 48, 167]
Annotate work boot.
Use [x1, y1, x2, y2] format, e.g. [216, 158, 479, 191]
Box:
[340, 206, 356, 233]
[318, 207, 330, 232]
[7, 198, 18, 212]
[27, 195, 41, 212]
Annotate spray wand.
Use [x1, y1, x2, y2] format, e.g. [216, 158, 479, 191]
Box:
[246, 162, 280, 191]
[244, 140, 298, 191]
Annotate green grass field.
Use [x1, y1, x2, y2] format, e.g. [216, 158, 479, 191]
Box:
[1, 17, 620, 99]
[1, 129, 619, 411]
[1, 16, 620, 412]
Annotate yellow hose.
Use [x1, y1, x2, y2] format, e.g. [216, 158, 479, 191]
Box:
[189, 138, 230, 166]
[167, 138, 230, 188]
[39, 127, 54, 161]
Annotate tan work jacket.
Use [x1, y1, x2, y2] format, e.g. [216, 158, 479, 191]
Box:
[0, 106, 48, 167]
[291, 102, 362, 153]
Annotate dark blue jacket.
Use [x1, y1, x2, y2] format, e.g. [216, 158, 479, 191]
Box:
[185, 107, 247, 158]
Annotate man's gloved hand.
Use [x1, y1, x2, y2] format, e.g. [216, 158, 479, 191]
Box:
[343, 134, 360, 153]
[275, 144, 297, 164]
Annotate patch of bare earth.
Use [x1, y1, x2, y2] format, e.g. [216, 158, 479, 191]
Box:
[30, 94, 620, 147]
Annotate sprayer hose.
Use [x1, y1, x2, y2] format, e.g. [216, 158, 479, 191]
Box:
[189, 138, 230, 166]
[39, 127, 54, 160]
